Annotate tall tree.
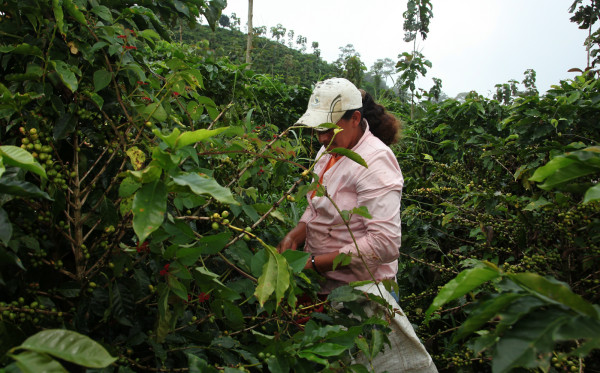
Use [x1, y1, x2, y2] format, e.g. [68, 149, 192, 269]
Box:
[270, 24, 286, 43]
[246, 0, 254, 68]
[403, 0, 433, 42]
[311, 41, 321, 58]
[569, 0, 600, 70]
[396, 51, 431, 117]
[334, 44, 365, 87]
[399, 0, 434, 118]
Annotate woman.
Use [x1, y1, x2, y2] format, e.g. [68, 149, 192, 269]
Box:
[278, 78, 438, 373]
[277, 77, 403, 294]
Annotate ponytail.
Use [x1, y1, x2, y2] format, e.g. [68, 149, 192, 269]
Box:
[359, 90, 400, 146]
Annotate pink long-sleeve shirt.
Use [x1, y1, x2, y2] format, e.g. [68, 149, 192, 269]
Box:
[300, 124, 404, 293]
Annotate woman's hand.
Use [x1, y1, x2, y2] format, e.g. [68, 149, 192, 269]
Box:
[277, 222, 306, 253]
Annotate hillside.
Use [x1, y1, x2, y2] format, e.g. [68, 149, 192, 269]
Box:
[181, 24, 338, 87]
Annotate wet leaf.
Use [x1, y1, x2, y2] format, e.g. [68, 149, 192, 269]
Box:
[19, 329, 116, 368]
[132, 179, 167, 242]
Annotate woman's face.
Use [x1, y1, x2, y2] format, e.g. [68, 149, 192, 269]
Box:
[316, 111, 363, 150]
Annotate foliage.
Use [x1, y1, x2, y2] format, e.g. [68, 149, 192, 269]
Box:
[2, 1, 600, 372]
[7, 329, 116, 371]
[395, 51, 432, 114]
[180, 23, 338, 87]
[333, 44, 366, 88]
[427, 261, 600, 373]
[0, 1, 399, 372]
[494, 69, 538, 105]
[569, 0, 600, 70]
[530, 146, 600, 203]
[402, 0, 434, 42]
[396, 73, 600, 371]
[426, 77, 442, 102]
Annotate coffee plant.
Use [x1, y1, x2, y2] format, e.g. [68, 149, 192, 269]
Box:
[0, 1, 396, 372]
[2, 1, 600, 372]
[396, 75, 600, 371]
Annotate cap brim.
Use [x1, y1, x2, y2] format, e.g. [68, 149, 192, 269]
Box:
[294, 110, 344, 131]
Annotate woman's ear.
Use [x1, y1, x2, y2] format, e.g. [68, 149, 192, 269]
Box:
[351, 110, 362, 126]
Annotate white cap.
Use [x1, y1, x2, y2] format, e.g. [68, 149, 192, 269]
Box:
[295, 78, 363, 131]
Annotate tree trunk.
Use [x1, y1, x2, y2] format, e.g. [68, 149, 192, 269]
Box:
[245, 0, 253, 68]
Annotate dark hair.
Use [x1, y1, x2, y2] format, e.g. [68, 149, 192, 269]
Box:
[342, 90, 400, 146]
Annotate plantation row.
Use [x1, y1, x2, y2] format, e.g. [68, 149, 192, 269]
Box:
[0, 1, 599, 372]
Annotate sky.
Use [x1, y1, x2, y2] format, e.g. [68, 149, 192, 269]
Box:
[221, 0, 593, 98]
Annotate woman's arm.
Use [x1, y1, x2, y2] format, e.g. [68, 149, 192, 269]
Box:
[302, 251, 341, 273]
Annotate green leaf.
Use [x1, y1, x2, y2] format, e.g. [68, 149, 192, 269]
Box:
[63, 0, 87, 26]
[351, 206, 372, 219]
[529, 156, 574, 182]
[200, 0, 227, 30]
[0, 179, 52, 200]
[57, 282, 80, 298]
[53, 112, 76, 140]
[0, 146, 46, 179]
[492, 309, 571, 373]
[354, 336, 371, 358]
[508, 272, 599, 319]
[530, 149, 600, 190]
[11, 351, 68, 373]
[328, 285, 363, 302]
[442, 211, 456, 226]
[583, 183, 600, 203]
[0, 43, 42, 58]
[118, 176, 141, 198]
[330, 147, 367, 168]
[0, 208, 13, 245]
[301, 343, 348, 357]
[426, 266, 500, 317]
[174, 127, 229, 150]
[332, 253, 351, 270]
[266, 355, 290, 373]
[523, 196, 552, 211]
[194, 232, 232, 255]
[223, 302, 244, 329]
[93, 69, 112, 92]
[139, 29, 161, 40]
[296, 351, 328, 365]
[312, 122, 338, 131]
[132, 179, 167, 242]
[152, 128, 180, 149]
[553, 315, 600, 341]
[167, 276, 187, 300]
[19, 329, 116, 368]
[155, 309, 174, 343]
[172, 172, 238, 205]
[83, 91, 104, 109]
[281, 250, 310, 273]
[454, 293, 524, 341]
[139, 102, 167, 122]
[91, 5, 113, 22]
[254, 247, 290, 306]
[570, 337, 600, 357]
[51, 60, 78, 92]
[123, 63, 146, 81]
[349, 364, 370, 373]
[127, 164, 162, 184]
[187, 354, 215, 373]
[370, 328, 384, 358]
[186, 101, 203, 120]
